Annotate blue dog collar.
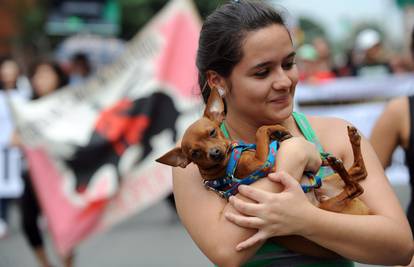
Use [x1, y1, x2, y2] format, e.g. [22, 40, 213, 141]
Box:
[204, 140, 278, 199]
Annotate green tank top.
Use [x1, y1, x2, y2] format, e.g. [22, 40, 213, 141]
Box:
[218, 111, 354, 267]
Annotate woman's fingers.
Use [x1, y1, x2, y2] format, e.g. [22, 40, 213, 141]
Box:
[236, 231, 268, 251]
[237, 184, 270, 202]
[228, 195, 261, 216]
[225, 212, 264, 229]
[268, 171, 301, 192]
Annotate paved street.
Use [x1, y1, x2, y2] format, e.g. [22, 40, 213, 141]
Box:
[0, 184, 410, 267]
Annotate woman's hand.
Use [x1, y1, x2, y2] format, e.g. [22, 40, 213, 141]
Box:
[225, 171, 315, 251]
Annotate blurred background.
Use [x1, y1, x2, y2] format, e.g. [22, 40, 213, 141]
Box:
[0, 0, 414, 266]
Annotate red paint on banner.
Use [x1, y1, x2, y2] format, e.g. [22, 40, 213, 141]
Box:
[156, 12, 200, 97]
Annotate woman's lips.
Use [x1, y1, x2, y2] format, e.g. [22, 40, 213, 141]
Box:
[269, 95, 290, 104]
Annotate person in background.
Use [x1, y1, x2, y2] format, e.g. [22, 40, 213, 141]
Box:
[369, 26, 414, 267]
[12, 60, 73, 267]
[312, 36, 337, 79]
[68, 52, 92, 86]
[296, 42, 336, 84]
[0, 57, 30, 239]
[353, 28, 392, 77]
[0, 57, 31, 98]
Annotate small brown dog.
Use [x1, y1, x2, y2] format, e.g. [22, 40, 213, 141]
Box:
[156, 88, 369, 216]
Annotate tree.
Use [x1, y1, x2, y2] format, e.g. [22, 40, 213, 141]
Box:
[119, 0, 226, 40]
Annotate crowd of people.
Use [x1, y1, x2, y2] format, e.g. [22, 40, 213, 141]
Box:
[0, 54, 92, 267]
[1, 0, 414, 266]
[296, 27, 411, 84]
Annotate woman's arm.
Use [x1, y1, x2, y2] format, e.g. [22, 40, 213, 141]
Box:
[370, 97, 409, 168]
[173, 137, 322, 266]
[174, 165, 267, 266]
[226, 118, 414, 265]
[301, 129, 413, 264]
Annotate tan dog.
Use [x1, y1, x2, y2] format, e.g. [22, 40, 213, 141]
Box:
[156, 88, 369, 216]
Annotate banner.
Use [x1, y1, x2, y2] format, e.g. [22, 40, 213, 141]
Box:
[11, 0, 201, 256]
[296, 74, 414, 104]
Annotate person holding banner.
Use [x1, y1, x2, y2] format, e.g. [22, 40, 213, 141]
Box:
[172, 1, 413, 266]
[14, 60, 73, 267]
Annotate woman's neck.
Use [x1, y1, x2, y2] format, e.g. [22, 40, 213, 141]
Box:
[223, 113, 301, 143]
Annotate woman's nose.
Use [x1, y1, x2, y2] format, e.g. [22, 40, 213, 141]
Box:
[271, 69, 292, 91]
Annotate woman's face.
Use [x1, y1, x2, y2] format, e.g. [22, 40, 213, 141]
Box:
[32, 64, 60, 97]
[225, 24, 298, 126]
[0, 60, 19, 89]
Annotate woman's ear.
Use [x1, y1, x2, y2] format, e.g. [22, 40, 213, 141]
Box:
[206, 70, 227, 92]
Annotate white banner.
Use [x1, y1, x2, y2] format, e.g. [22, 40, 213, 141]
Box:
[296, 74, 414, 103]
[10, 0, 202, 256]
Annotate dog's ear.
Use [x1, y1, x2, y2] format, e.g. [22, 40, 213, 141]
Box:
[203, 87, 225, 123]
[156, 147, 191, 168]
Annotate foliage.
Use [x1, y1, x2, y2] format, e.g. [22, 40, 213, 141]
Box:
[298, 17, 326, 45]
[119, 0, 226, 40]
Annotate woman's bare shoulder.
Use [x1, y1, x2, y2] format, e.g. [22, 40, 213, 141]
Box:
[306, 115, 353, 137]
[305, 115, 357, 157]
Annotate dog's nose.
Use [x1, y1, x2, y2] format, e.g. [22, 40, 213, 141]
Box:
[209, 148, 224, 162]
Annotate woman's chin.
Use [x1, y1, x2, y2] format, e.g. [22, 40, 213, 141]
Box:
[265, 105, 293, 123]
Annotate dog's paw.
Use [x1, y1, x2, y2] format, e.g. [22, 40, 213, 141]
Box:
[345, 183, 364, 199]
[270, 131, 292, 142]
[326, 156, 344, 169]
[347, 126, 361, 146]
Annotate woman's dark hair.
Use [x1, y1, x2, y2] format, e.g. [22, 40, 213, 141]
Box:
[29, 60, 69, 100]
[196, 0, 287, 103]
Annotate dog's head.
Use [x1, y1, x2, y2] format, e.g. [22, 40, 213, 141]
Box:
[156, 88, 231, 180]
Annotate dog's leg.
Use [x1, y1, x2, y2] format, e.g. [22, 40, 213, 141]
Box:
[325, 155, 364, 200]
[254, 125, 292, 162]
[318, 190, 354, 213]
[346, 126, 367, 182]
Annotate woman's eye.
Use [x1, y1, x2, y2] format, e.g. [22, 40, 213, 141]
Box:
[254, 69, 270, 78]
[209, 129, 216, 137]
[282, 61, 296, 70]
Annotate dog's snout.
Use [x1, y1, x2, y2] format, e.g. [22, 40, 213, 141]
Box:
[209, 148, 224, 162]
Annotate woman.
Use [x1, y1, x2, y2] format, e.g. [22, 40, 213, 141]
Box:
[173, 1, 413, 266]
[15, 60, 73, 267]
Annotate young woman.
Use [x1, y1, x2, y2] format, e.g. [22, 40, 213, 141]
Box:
[16, 60, 73, 267]
[172, 1, 413, 266]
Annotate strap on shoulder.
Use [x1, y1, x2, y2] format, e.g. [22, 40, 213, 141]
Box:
[292, 112, 334, 178]
[292, 111, 324, 154]
[221, 122, 230, 139]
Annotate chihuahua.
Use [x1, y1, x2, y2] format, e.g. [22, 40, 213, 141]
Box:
[156, 88, 369, 216]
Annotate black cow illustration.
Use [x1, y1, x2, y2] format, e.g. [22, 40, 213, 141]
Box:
[64, 91, 180, 193]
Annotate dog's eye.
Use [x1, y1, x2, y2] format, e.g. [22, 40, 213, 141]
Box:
[209, 129, 216, 137]
[191, 149, 202, 159]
